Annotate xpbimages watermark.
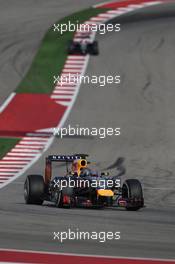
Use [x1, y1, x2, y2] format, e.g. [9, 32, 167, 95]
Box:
[53, 178, 121, 191]
[54, 74, 121, 87]
[53, 21, 121, 35]
[53, 229, 121, 243]
[53, 125, 121, 139]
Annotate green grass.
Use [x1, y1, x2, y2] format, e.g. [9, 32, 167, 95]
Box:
[16, 7, 106, 94]
[0, 138, 20, 159]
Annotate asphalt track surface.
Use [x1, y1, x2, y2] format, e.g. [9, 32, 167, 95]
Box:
[0, 2, 175, 261]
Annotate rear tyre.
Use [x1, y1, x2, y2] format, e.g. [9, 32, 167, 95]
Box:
[91, 41, 99, 55]
[55, 190, 63, 208]
[24, 175, 44, 205]
[122, 179, 144, 211]
[68, 40, 75, 54]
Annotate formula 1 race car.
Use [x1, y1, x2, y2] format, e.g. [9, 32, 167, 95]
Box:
[68, 38, 99, 55]
[24, 155, 144, 210]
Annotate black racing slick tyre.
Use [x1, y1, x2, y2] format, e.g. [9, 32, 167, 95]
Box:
[91, 41, 99, 55]
[122, 179, 144, 211]
[24, 175, 45, 205]
[55, 190, 63, 208]
[68, 40, 75, 54]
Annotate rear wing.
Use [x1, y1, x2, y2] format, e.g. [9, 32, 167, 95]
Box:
[45, 154, 88, 184]
[47, 155, 87, 162]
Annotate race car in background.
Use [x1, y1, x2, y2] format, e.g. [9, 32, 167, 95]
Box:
[24, 154, 144, 211]
[68, 35, 99, 55]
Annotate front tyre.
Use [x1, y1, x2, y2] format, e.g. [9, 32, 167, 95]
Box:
[122, 179, 144, 211]
[91, 41, 99, 55]
[24, 175, 45, 205]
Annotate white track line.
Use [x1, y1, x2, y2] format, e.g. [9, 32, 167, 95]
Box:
[51, 91, 74, 94]
[53, 90, 75, 93]
[19, 141, 45, 145]
[0, 172, 15, 176]
[55, 85, 76, 88]
[15, 145, 43, 149]
[62, 69, 82, 73]
[11, 149, 40, 153]
[0, 162, 28, 165]
[2, 157, 32, 161]
[0, 165, 24, 168]
[22, 137, 48, 141]
[7, 153, 37, 157]
[0, 169, 19, 172]
[56, 101, 71, 106]
[0, 93, 16, 113]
